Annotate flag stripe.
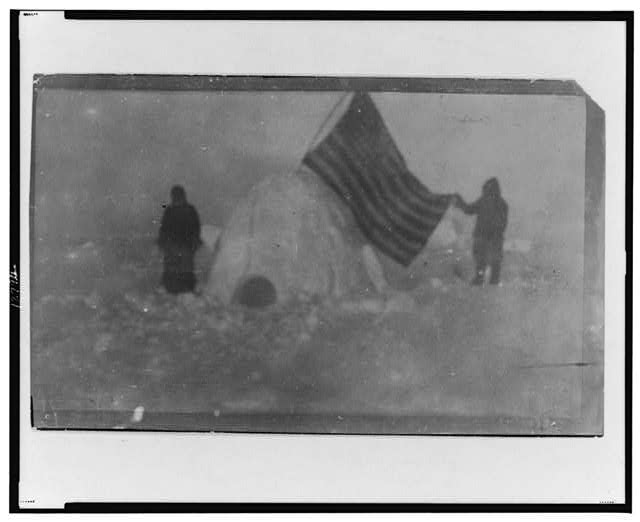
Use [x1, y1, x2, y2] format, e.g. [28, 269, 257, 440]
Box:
[321, 134, 436, 242]
[305, 160, 415, 263]
[304, 152, 417, 260]
[329, 131, 448, 226]
[302, 92, 452, 266]
[306, 146, 432, 263]
[329, 95, 452, 218]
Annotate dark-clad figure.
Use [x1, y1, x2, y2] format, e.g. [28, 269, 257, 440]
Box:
[158, 185, 202, 294]
[454, 177, 508, 286]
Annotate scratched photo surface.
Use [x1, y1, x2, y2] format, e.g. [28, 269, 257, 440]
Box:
[30, 79, 604, 434]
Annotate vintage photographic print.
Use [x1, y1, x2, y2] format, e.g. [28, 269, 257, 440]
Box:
[29, 75, 604, 435]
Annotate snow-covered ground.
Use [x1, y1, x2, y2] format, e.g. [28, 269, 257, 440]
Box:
[30, 236, 600, 434]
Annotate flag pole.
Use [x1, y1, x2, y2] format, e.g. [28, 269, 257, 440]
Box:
[301, 91, 352, 160]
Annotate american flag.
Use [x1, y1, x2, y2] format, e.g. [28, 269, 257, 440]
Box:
[302, 92, 453, 266]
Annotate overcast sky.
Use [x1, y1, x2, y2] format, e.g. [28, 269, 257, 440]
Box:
[33, 89, 585, 255]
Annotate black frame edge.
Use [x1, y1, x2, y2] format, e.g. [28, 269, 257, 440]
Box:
[624, 10, 633, 515]
[12, 9, 633, 514]
[62, 10, 633, 22]
[9, 9, 21, 515]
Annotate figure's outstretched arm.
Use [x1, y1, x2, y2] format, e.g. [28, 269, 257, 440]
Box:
[453, 194, 479, 215]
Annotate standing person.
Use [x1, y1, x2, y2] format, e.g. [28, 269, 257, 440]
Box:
[454, 177, 508, 286]
[158, 185, 203, 294]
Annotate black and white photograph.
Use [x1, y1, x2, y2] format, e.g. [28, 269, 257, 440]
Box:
[12, 10, 629, 510]
[29, 75, 604, 435]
